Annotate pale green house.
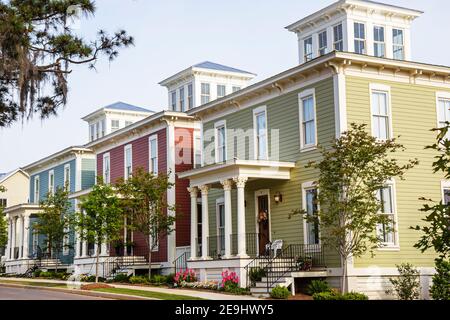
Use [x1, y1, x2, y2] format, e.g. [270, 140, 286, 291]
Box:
[179, 0, 447, 299]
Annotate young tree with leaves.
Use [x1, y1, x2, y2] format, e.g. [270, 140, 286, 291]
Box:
[75, 180, 123, 282]
[412, 125, 450, 300]
[0, 0, 134, 127]
[115, 167, 176, 280]
[290, 123, 417, 293]
[0, 186, 8, 254]
[34, 186, 72, 272]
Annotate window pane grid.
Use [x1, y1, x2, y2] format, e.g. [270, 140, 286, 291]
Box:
[372, 91, 389, 140]
[373, 26, 385, 57]
[376, 186, 396, 245]
[304, 37, 313, 61]
[301, 96, 316, 146]
[354, 22, 366, 54]
[333, 24, 343, 51]
[318, 31, 327, 56]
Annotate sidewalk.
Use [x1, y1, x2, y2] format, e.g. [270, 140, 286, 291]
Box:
[0, 277, 261, 300]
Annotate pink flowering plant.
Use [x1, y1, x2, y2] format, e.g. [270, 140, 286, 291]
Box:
[173, 269, 197, 286]
[221, 270, 239, 292]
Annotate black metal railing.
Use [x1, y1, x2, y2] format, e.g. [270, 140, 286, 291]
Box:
[230, 233, 258, 257]
[244, 243, 325, 292]
[207, 235, 224, 259]
[173, 252, 189, 274]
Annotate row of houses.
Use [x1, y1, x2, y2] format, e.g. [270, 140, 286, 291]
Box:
[1, 0, 448, 298]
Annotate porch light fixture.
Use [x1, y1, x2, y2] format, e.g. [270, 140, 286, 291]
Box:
[274, 192, 282, 204]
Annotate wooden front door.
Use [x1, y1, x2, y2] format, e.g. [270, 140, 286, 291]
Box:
[257, 194, 270, 255]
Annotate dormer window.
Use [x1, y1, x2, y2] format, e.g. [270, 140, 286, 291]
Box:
[179, 87, 185, 112]
[201, 83, 210, 104]
[187, 84, 193, 110]
[333, 24, 343, 51]
[171, 91, 177, 111]
[304, 37, 313, 62]
[354, 22, 366, 54]
[318, 30, 327, 56]
[374, 26, 385, 58]
[111, 120, 120, 132]
[393, 29, 404, 60]
[90, 124, 95, 142]
[217, 85, 226, 98]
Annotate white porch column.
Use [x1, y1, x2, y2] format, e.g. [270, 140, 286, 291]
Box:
[5, 216, 11, 260]
[221, 179, 233, 258]
[17, 216, 23, 259]
[100, 240, 108, 256]
[233, 177, 248, 258]
[188, 187, 198, 260]
[199, 185, 210, 260]
[82, 239, 88, 257]
[11, 217, 16, 260]
[75, 230, 81, 258]
[22, 215, 30, 259]
[123, 216, 128, 257]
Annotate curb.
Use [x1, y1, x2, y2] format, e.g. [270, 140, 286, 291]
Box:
[0, 282, 151, 300]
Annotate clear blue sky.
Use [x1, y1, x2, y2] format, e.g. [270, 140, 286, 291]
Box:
[1, 0, 449, 172]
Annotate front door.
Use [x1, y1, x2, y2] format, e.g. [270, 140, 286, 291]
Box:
[257, 194, 270, 255]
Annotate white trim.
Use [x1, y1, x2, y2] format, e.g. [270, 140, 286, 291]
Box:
[254, 189, 272, 250]
[298, 88, 318, 151]
[193, 130, 202, 169]
[102, 153, 111, 184]
[440, 180, 450, 204]
[333, 71, 348, 137]
[149, 134, 158, 174]
[124, 144, 133, 180]
[376, 179, 400, 250]
[369, 83, 393, 141]
[33, 176, 40, 204]
[166, 122, 176, 265]
[435, 92, 450, 131]
[214, 120, 227, 163]
[215, 198, 225, 255]
[75, 155, 82, 192]
[252, 105, 269, 160]
[63, 164, 71, 191]
[301, 181, 321, 246]
[48, 170, 55, 195]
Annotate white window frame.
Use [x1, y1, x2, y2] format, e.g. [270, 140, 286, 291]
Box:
[149, 135, 158, 174]
[232, 86, 241, 93]
[96, 121, 100, 140]
[171, 91, 177, 111]
[299, 88, 317, 151]
[63, 164, 71, 191]
[216, 198, 225, 255]
[193, 130, 202, 169]
[370, 83, 393, 141]
[392, 28, 405, 60]
[333, 23, 343, 51]
[253, 105, 269, 160]
[373, 25, 386, 58]
[187, 83, 194, 110]
[435, 92, 450, 139]
[48, 170, 55, 196]
[111, 119, 120, 132]
[217, 84, 226, 98]
[90, 124, 95, 142]
[214, 120, 227, 163]
[34, 176, 40, 203]
[103, 153, 111, 184]
[201, 83, 210, 105]
[354, 22, 366, 54]
[301, 181, 321, 248]
[101, 119, 106, 137]
[303, 36, 313, 62]
[376, 180, 400, 250]
[124, 144, 133, 180]
[179, 87, 185, 112]
[318, 30, 327, 56]
[441, 180, 450, 205]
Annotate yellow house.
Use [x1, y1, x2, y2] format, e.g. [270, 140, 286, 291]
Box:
[0, 169, 29, 208]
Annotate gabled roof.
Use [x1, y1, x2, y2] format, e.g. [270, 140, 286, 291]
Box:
[193, 61, 256, 76]
[82, 101, 154, 121]
[0, 169, 29, 184]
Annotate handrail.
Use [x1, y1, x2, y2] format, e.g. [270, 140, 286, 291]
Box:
[173, 252, 188, 274]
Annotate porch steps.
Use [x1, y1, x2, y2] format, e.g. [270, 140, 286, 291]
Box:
[250, 274, 293, 298]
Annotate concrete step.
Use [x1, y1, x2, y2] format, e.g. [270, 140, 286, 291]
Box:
[254, 279, 289, 288]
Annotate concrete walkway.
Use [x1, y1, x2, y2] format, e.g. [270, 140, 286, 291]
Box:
[0, 277, 262, 300]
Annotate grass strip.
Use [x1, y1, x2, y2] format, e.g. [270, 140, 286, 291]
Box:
[0, 280, 67, 288]
[92, 287, 205, 300]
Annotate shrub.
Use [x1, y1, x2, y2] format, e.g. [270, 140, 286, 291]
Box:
[174, 269, 197, 286]
[33, 269, 42, 277]
[306, 279, 331, 295]
[387, 263, 421, 300]
[430, 259, 450, 300]
[270, 285, 290, 299]
[82, 275, 106, 282]
[221, 270, 239, 292]
[312, 290, 368, 300]
[113, 273, 130, 283]
[342, 292, 369, 300]
[129, 275, 149, 284]
[249, 268, 266, 284]
[151, 274, 167, 285]
[165, 273, 175, 285]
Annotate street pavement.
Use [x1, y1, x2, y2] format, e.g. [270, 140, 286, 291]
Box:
[0, 286, 110, 300]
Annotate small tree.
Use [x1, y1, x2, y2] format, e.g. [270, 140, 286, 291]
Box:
[386, 263, 421, 300]
[115, 167, 176, 280]
[34, 186, 72, 272]
[75, 180, 123, 282]
[290, 123, 417, 293]
[0, 186, 8, 252]
[429, 259, 450, 300]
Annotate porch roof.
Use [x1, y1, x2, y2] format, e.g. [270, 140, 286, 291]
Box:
[3, 203, 40, 216]
[178, 159, 296, 187]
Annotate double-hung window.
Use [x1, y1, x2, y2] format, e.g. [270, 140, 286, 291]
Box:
[354, 22, 366, 54]
[149, 135, 158, 174]
[299, 90, 316, 149]
[34, 176, 40, 203]
[124, 145, 133, 180]
[303, 183, 319, 245]
[438, 96, 450, 139]
[304, 37, 313, 62]
[171, 91, 177, 111]
[392, 29, 404, 60]
[0, 199, 7, 208]
[103, 153, 110, 184]
[373, 26, 385, 57]
[215, 121, 226, 163]
[371, 88, 390, 140]
[318, 30, 327, 56]
[232, 86, 241, 93]
[376, 185, 397, 247]
[333, 24, 343, 51]
[90, 124, 95, 141]
[187, 83, 193, 109]
[217, 202, 225, 255]
[96, 121, 100, 140]
[217, 85, 226, 98]
[64, 164, 70, 191]
[194, 131, 202, 168]
[101, 119, 106, 137]
[253, 106, 268, 160]
[201, 83, 210, 104]
[48, 170, 55, 196]
[111, 120, 120, 132]
[179, 87, 185, 112]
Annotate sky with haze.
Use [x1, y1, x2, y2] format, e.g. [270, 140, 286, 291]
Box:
[1, 0, 449, 172]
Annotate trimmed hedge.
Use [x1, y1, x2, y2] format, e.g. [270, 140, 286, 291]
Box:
[270, 285, 290, 299]
[313, 290, 368, 300]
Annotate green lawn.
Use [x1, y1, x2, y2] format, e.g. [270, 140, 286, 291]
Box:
[92, 287, 205, 300]
[0, 280, 67, 288]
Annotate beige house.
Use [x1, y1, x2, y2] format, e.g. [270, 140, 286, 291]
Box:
[0, 169, 29, 208]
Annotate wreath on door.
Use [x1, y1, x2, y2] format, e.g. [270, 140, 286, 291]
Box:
[258, 209, 268, 223]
